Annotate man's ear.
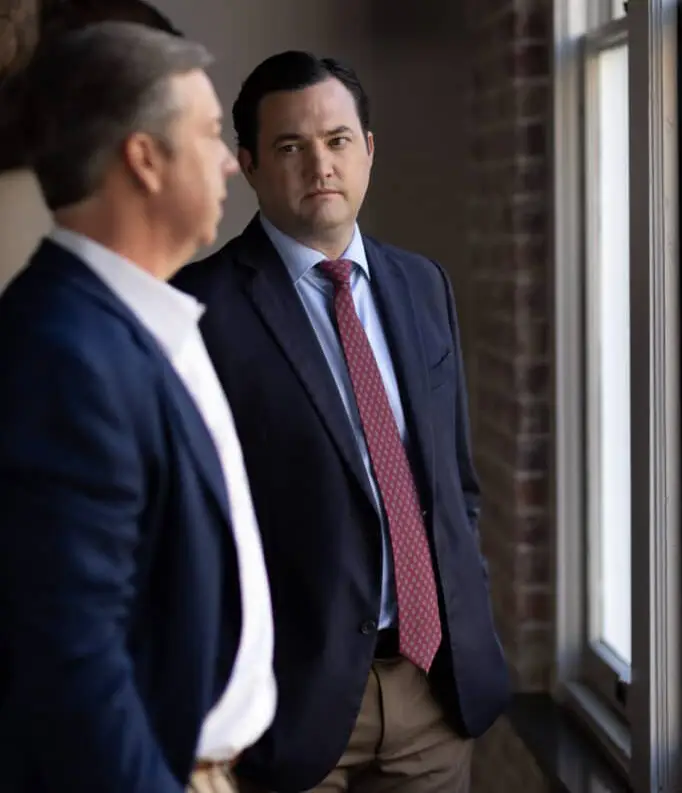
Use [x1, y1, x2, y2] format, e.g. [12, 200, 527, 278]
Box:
[123, 132, 167, 194]
[366, 131, 375, 165]
[238, 148, 257, 187]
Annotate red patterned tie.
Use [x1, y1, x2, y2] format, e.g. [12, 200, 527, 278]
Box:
[320, 259, 442, 672]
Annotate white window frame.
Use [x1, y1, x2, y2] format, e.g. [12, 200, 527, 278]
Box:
[553, 0, 681, 789]
[581, 8, 630, 722]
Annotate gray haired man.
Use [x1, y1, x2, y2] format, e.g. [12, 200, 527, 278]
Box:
[0, 22, 275, 793]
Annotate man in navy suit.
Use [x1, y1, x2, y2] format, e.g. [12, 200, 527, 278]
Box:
[173, 51, 509, 793]
[0, 23, 275, 793]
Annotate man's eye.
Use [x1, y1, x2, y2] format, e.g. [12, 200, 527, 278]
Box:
[279, 144, 300, 154]
[329, 137, 350, 148]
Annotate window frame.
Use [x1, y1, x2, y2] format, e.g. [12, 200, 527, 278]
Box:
[553, 0, 681, 788]
[581, 14, 631, 723]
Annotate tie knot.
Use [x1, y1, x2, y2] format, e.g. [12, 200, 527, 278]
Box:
[319, 259, 353, 288]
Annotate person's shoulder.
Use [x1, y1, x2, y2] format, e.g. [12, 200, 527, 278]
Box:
[0, 245, 93, 337]
[363, 234, 450, 287]
[0, 249, 153, 384]
[171, 234, 244, 300]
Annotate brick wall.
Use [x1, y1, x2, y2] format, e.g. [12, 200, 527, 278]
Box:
[463, 1, 554, 791]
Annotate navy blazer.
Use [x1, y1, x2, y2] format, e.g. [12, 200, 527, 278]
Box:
[0, 241, 242, 793]
[172, 217, 510, 792]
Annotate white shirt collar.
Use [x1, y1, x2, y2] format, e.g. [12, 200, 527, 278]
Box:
[49, 226, 204, 358]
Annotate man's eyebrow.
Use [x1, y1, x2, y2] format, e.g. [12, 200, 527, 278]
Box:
[326, 126, 354, 136]
[272, 132, 302, 147]
[272, 126, 354, 147]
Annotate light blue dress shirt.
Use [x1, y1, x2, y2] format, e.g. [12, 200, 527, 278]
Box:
[259, 213, 412, 630]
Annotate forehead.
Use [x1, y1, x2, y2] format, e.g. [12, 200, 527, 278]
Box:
[171, 69, 222, 123]
[257, 77, 361, 138]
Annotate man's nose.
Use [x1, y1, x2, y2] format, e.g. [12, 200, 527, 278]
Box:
[307, 142, 334, 180]
[222, 144, 240, 179]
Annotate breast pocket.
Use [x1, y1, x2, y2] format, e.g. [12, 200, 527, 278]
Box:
[428, 348, 454, 390]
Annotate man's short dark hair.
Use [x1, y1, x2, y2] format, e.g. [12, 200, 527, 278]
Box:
[232, 51, 370, 165]
[14, 21, 212, 211]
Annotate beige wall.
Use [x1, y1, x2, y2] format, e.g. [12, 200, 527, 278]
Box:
[0, 170, 50, 291]
[363, 32, 473, 364]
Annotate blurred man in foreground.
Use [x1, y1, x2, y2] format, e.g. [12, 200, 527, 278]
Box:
[0, 22, 275, 793]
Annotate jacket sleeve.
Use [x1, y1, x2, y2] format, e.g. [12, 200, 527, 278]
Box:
[0, 331, 185, 793]
[432, 261, 487, 576]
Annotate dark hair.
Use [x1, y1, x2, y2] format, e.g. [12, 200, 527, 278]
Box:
[232, 50, 370, 164]
[12, 21, 212, 211]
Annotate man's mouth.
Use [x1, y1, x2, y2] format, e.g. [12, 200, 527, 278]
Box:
[306, 190, 341, 199]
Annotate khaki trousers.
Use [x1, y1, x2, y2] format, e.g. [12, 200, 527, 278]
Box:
[242, 657, 472, 793]
[187, 763, 239, 793]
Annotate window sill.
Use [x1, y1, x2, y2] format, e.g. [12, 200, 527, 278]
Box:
[507, 694, 631, 793]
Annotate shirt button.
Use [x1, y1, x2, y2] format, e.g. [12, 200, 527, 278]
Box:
[360, 619, 377, 635]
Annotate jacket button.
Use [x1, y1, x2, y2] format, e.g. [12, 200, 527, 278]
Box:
[360, 619, 377, 635]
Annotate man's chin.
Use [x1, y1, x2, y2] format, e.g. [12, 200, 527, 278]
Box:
[198, 223, 219, 250]
[303, 207, 350, 232]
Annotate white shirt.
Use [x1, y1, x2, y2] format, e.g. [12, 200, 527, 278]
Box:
[49, 228, 276, 762]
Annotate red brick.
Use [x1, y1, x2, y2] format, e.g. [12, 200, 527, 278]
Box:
[466, 0, 553, 713]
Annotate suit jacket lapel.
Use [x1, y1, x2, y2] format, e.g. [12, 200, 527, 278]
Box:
[235, 219, 377, 510]
[365, 238, 436, 509]
[36, 241, 233, 530]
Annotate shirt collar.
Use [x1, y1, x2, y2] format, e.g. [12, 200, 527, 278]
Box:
[258, 212, 369, 285]
[49, 226, 204, 358]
